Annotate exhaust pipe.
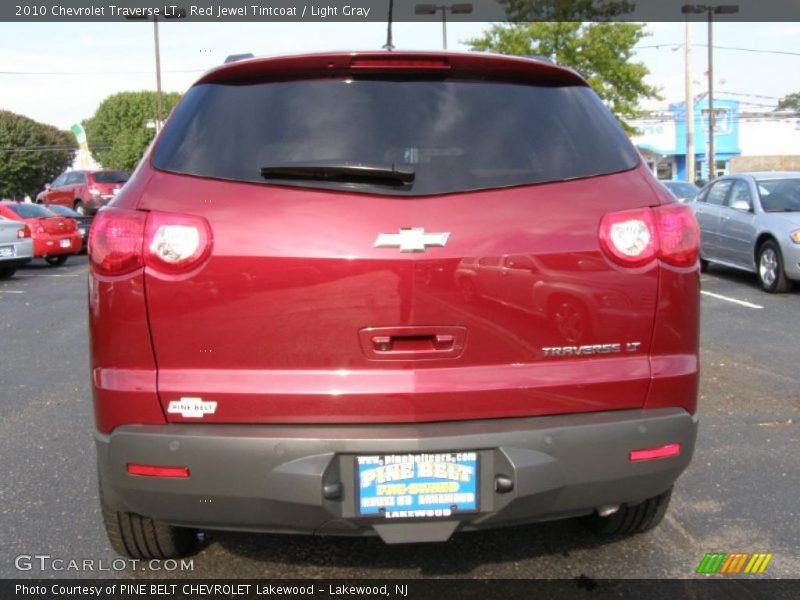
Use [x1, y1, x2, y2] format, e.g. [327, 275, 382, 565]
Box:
[597, 504, 620, 517]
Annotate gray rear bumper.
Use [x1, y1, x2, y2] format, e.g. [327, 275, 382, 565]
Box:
[96, 408, 697, 543]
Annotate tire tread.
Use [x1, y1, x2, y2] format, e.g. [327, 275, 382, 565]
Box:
[101, 502, 195, 559]
[583, 486, 672, 537]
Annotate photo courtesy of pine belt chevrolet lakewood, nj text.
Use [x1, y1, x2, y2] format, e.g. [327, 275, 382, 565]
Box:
[1, 0, 799, 593]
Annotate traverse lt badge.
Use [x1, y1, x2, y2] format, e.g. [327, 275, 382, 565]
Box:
[374, 228, 450, 253]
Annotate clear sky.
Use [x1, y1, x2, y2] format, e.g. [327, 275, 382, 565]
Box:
[1, 21, 798, 129]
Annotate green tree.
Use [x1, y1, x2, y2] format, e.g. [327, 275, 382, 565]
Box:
[776, 92, 800, 111]
[83, 91, 181, 173]
[467, 22, 660, 132]
[0, 110, 75, 199]
[499, 0, 634, 21]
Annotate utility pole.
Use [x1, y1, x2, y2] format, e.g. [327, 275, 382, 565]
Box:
[684, 19, 695, 184]
[125, 8, 185, 133]
[681, 4, 739, 181]
[706, 7, 715, 180]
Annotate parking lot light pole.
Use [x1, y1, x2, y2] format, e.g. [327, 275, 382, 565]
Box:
[681, 4, 739, 181]
[414, 3, 473, 50]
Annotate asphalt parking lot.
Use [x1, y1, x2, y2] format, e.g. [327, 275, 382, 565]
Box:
[1, 257, 798, 579]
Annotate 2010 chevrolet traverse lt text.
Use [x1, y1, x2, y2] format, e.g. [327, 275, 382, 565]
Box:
[88, 52, 701, 559]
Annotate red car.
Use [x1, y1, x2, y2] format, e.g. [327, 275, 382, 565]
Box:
[37, 169, 128, 215]
[89, 52, 700, 559]
[0, 202, 81, 265]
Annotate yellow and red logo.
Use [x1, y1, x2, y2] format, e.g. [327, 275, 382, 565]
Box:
[696, 552, 773, 574]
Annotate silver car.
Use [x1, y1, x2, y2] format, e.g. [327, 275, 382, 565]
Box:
[662, 180, 700, 203]
[692, 172, 800, 293]
[0, 214, 34, 279]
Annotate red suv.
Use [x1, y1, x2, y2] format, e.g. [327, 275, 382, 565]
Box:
[89, 52, 700, 559]
[38, 169, 128, 215]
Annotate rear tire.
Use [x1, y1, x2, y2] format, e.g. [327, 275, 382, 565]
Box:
[101, 503, 197, 559]
[582, 486, 672, 536]
[757, 240, 791, 293]
[45, 255, 68, 267]
[0, 268, 16, 279]
[699, 258, 709, 273]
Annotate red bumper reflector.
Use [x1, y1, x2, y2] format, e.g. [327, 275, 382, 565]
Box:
[127, 463, 190, 478]
[629, 443, 681, 462]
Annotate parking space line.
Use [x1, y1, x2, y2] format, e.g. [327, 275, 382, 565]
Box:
[0, 290, 24, 294]
[700, 290, 763, 309]
[16, 273, 83, 278]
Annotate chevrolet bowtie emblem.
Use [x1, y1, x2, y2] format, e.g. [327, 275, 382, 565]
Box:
[373, 228, 450, 253]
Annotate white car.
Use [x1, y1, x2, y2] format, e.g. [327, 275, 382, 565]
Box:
[0, 214, 34, 279]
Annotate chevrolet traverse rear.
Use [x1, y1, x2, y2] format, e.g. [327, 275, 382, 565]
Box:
[89, 52, 700, 558]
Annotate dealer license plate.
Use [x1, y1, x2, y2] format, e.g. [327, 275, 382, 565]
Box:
[0, 245, 14, 258]
[356, 452, 479, 518]
[59, 239, 71, 248]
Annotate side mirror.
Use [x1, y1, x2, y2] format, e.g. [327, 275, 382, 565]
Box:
[44, 183, 52, 190]
[730, 200, 752, 212]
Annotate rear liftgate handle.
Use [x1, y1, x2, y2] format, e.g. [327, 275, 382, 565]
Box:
[359, 326, 467, 360]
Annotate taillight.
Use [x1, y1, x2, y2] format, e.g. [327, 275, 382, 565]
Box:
[599, 204, 699, 268]
[350, 57, 450, 71]
[144, 212, 212, 274]
[89, 208, 212, 277]
[89, 208, 146, 276]
[655, 203, 700, 267]
[16, 225, 31, 239]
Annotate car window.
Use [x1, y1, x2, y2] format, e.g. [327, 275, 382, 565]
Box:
[4, 203, 54, 218]
[477, 257, 500, 267]
[705, 180, 733, 205]
[71, 172, 87, 184]
[91, 171, 129, 184]
[725, 180, 753, 208]
[505, 255, 536, 271]
[153, 79, 640, 196]
[52, 174, 68, 187]
[666, 182, 699, 198]
[757, 178, 800, 212]
[46, 204, 79, 217]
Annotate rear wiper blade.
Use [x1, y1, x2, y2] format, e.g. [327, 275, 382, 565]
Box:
[260, 162, 414, 187]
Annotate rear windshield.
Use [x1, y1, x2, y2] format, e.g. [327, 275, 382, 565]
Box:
[91, 171, 128, 184]
[665, 182, 698, 198]
[5, 203, 53, 218]
[757, 178, 800, 212]
[45, 205, 78, 217]
[153, 79, 639, 195]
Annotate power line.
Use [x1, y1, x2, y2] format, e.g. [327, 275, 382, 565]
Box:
[0, 69, 205, 76]
[636, 43, 800, 57]
[1, 144, 110, 152]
